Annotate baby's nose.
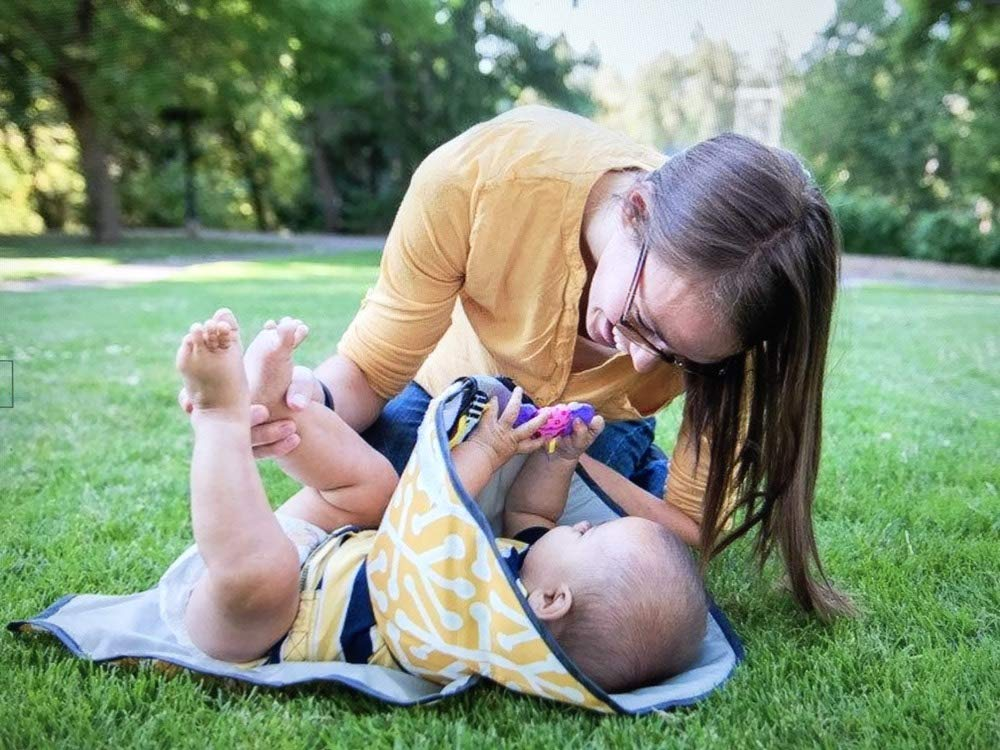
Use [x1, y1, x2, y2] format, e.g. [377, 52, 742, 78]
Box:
[573, 520, 592, 533]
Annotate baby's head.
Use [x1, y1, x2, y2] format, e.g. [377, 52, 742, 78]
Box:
[519, 516, 707, 693]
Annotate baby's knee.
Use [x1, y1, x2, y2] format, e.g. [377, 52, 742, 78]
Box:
[210, 547, 300, 616]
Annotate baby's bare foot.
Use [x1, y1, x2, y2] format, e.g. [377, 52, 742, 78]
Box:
[244, 316, 309, 411]
[176, 308, 248, 414]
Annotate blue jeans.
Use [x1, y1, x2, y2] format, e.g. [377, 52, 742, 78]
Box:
[361, 382, 670, 499]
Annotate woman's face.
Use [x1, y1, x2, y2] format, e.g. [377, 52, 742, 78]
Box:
[583, 223, 740, 374]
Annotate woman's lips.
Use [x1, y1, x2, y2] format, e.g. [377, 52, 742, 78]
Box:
[599, 315, 615, 348]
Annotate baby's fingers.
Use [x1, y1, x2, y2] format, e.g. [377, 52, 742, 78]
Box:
[499, 387, 524, 426]
[568, 417, 590, 445]
[517, 435, 549, 454]
[588, 415, 605, 438]
[515, 406, 549, 438]
[568, 414, 604, 450]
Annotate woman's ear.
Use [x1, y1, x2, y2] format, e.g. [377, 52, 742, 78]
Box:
[526, 583, 573, 623]
[624, 186, 649, 225]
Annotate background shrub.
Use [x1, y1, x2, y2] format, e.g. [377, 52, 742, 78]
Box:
[908, 210, 986, 266]
[828, 192, 909, 256]
[975, 226, 1000, 268]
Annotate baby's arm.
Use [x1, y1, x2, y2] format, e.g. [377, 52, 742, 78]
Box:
[503, 415, 605, 537]
[503, 453, 576, 536]
[450, 388, 549, 500]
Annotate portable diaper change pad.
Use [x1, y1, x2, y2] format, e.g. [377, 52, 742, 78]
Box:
[9, 376, 742, 714]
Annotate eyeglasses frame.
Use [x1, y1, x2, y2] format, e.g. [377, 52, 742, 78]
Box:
[615, 239, 732, 378]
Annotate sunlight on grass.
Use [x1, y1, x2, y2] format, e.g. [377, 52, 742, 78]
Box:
[0, 235, 328, 262]
[0, 256, 119, 282]
[173, 257, 380, 283]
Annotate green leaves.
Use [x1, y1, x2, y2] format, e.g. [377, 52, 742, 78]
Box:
[786, 0, 999, 225]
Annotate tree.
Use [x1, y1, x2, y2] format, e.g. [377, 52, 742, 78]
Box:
[0, 1, 124, 240]
[1, 0, 598, 235]
[592, 27, 741, 152]
[785, 0, 999, 215]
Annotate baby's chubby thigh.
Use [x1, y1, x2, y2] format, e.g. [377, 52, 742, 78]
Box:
[158, 513, 329, 656]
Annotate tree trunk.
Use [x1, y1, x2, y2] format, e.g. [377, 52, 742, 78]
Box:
[54, 70, 121, 242]
[225, 120, 271, 232]
[308, 121, 342, 232]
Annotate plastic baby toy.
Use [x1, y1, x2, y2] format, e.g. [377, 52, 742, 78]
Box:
[514, 401, 597, 454]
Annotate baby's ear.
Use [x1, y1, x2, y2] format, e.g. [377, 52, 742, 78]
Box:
[526, 584, 572, 622]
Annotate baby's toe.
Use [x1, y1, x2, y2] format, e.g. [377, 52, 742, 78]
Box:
[216, 321, 234, 349]
[274, 318, 302, 348]
[177, 333, 195, 357]
[203, 320, 220, 351]
[188, 323, 206, 349]
[212, 308, 239, 331]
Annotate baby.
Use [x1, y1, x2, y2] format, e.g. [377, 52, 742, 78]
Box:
[170, 308, 707, 693]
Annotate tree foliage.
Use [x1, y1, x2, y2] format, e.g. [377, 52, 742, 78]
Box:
[0, 0, 594, 238]
[785, 0, 998, 215]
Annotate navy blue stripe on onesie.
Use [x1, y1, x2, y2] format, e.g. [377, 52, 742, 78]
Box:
[340, 562, 377, 663]
[502, 526, 549, 578]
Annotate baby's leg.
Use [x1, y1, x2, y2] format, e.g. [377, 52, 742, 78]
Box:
[244, 318, 398, 530]
[176, 309, 300, 663]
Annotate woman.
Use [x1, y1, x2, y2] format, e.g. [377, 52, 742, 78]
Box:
[204, 105, 851, 618]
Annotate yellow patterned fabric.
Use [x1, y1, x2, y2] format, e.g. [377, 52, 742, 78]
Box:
[279, 529, 397, 669]
[366, 383, 613, 712]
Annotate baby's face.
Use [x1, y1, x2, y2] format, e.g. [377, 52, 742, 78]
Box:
[521, 516, 659, 586]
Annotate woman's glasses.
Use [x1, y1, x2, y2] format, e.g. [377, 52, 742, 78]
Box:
[616, 240, 732, 378]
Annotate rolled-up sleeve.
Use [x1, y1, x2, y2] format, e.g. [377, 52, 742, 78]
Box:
[337, 155, 470, 399]
[665, 404, 740, 533]
[664, 417, 712, 525]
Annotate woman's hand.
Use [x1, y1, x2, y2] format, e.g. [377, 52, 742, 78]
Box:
[178, 365, 321, 459]
[465, 387, 550, 471]
[551, 413, 605, 462]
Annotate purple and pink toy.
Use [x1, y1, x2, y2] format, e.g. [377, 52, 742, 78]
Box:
[513, 401, 597, 453]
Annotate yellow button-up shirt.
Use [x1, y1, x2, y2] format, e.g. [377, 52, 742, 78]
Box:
[338, 105, 711, 523]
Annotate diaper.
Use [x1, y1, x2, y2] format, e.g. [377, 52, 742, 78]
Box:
[157, 513, 328, 652]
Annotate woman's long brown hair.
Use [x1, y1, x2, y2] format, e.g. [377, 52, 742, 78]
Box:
[628, 133, 854, 619]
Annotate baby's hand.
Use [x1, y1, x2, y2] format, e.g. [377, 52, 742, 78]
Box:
[551, 413, 605, 461]
[466, 387, 550, 469]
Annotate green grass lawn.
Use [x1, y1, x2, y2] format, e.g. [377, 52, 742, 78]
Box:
[1, 251, 998, 748]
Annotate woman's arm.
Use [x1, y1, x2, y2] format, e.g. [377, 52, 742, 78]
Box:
[664, 420, 713, 529]
[244, 151, 473, 456]
[579, 453, 702, 547]
[311, 354, 387, 432]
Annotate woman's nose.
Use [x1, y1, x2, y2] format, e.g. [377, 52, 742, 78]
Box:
[629, 346, 659, 374]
